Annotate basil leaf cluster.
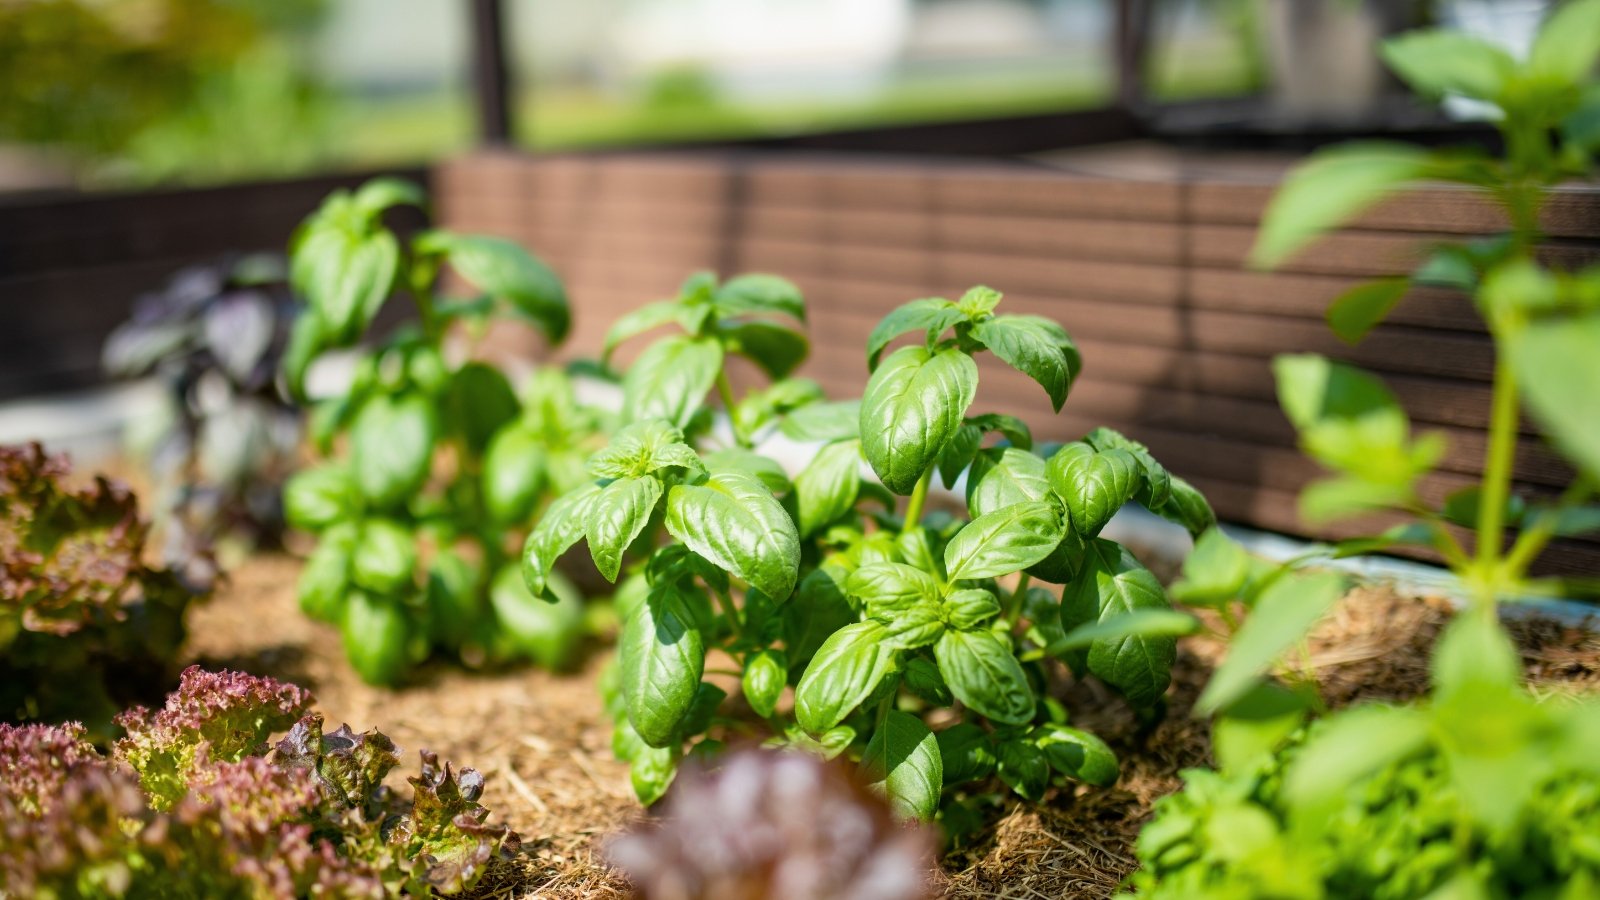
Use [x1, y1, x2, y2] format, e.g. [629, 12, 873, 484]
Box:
[544, 277, 1216, 819]
[283, 178, 606, 685]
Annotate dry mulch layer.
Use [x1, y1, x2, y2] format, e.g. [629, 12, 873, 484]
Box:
[185, 555, 1600, 899]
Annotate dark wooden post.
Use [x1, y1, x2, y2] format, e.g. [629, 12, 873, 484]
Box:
[469, 0, 514, 145]
[1115, 0, 1152, 111]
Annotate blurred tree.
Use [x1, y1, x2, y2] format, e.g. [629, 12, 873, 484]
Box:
[0, 0, 328, 185]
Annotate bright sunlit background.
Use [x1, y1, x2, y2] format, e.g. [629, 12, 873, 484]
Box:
[0, 0, 1264, 192]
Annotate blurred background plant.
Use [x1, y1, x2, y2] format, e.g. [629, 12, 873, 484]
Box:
[0, 0, 331, 188]
[103, 255, 303, 566]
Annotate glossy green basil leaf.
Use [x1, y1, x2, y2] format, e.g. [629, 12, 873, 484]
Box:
[934, 628, 1034, 725]
[1152, 474, 1216, 539]
[794, 440, 862, 537]
[936, 722, 997, 784]
[630, 744, 679, 806]
[944, 588, 1001, 630]
[967, 413, 1033, 450]
[666, 470, 801, 602]
[1251, 142, 1432, 270]
[956, 285, 1002, 319]
[971, 314, 1079, 411]
[284, 463, 359, 532]
[781, 399, 861, 442]
[713, 273, 805, 322]
[1380, 30, 1515, 101]
[298, 522, 357, 622]
[1083, 428, 1172, 510]
[622, 334, 723, 429]
[482, 424, 547, 524]
[866, 297, 967, 371]
[936, 424, 982, 488]
[795, 621, 897, 734]
[350, 393, 437, 510]
[701, 448, 791, 496]
[1198, 570, 1348, 715]
[741, 648, 788, 719]
[342, 590, 410, 686]
[490, 564, 584, 670]
[1047, 442, 1140, 538]
[591, 420, 701, 480]
[903, 656, 952, 706]
[350, 177, 425, 216]
[997, 739, 1050, 801]
[292, 223, 398, 345]
[351, 518, 417, 596]
[522, 481, 602, 599]
[944, 498, 1066, 581]
[863, 710, 943, 822]
[446, 361, 520, 455]
[861, 345, 979, 494]
[585, 476, 664, 583]
[1031, 724, 1118, 786]
[1509, 312, 1600, 480]
[1060, 538, 1174, 709]
[967, 447, 1050, 514]
[967, 448, 1079, 583]
[621, 581, 707, 747]
[676, 682, 727, 740]
[1326, 277, 1409, 344]
[603, 300, 685, 363]
[724, 320, 809, 379]
[428, 232, 569, 343]
[849, 562, 941, 615]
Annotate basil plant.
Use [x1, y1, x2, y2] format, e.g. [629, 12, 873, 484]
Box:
[522, 275, 1216, 818]
[1130, 6, 1600, 895]
[281, 178, 606, 685]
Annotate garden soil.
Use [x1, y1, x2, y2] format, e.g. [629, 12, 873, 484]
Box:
[185, 555, 1600, 899]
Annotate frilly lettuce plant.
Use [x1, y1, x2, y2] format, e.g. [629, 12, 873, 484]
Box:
[1128, 4, 1600, 896]
[0, 666, 519, 897]
[523, 274, 1217, 818]
[0, 443, 210, 736]
[281, 178, 606, 684]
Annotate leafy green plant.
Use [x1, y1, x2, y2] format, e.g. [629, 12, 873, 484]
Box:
[0, 665, 519, 897]
[104, 255, 302, 561]
[525, 276, 1216, 817]
[1129, 4, 1600, 895]
[0, 443, 210, 737]
[282, 177, 605, 685]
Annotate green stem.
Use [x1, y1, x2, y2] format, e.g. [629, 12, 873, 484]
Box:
[1005, 573, 1032, 622]
[1474, 353, 1520, 605]
[902, 467, 934, 534]
[716, 370, 750, 448]
[712, 585, 743, 636]
[1502, 476, 1594, 582]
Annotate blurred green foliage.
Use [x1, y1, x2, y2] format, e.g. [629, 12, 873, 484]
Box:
[0, 0, 327, 184]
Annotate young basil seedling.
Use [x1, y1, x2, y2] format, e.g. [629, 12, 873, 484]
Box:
[1132, 5, 1600, 895]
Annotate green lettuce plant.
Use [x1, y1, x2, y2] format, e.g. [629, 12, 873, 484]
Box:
[282, 178, 605, 685]
[1128, 4, 1600, 895]
[0, 666, 519, 897]
[0, 443, 211, 737]
[523, 275, 1216, 818]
